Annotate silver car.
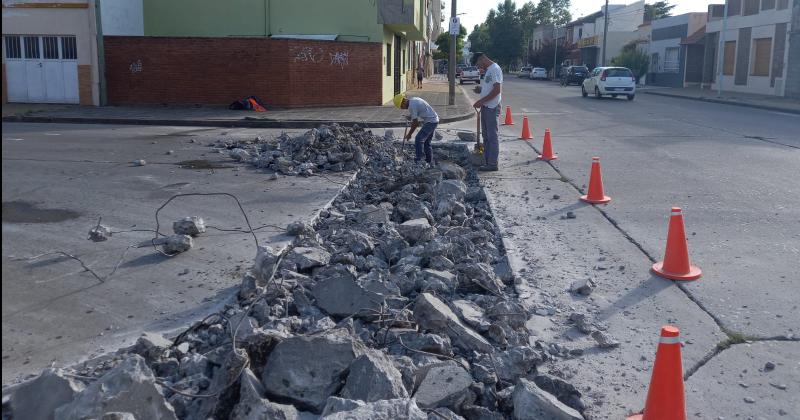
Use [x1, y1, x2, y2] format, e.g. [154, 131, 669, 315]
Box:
[529, 67, 548, 80]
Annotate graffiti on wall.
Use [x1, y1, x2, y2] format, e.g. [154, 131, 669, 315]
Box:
[329, 51, 349, 69]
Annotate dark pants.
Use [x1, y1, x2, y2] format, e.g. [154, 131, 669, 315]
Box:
[415, 122, 437, 163]
[481, 104, 501, 166]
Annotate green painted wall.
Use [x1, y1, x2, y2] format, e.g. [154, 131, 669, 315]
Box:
[269, 0, 382, 42]
[144, 0, 267, 37]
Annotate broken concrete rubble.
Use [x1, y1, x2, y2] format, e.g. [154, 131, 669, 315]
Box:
[88, 224, 112, 242]
[163, 234, 192, 254]
[398, 218, 436, 244]
[261, 329, 366, 412]
[341, 350, 409, 402]
[173, 216, 205, 236]
[414, 293, 492, 353]
[54, 355, 177, 420]
[321, 398, 427, 420]
[512, 378, 583, 420]
[10, 368, 85, 420]
[413, 363, 474, 410]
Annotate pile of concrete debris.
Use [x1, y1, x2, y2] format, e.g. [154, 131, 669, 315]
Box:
[6, 126, 587, 420]
[213, 124, 393, 176]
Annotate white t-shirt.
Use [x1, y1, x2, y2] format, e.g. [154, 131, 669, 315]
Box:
[408, 97, 439, 124]
[480, 63, 503, 108]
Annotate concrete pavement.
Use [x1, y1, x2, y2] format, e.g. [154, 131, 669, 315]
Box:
[1, 123, 350, 385]
[441, 77, 799, 418]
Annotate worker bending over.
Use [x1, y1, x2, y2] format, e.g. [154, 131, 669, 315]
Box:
[394, 94, 439, 165]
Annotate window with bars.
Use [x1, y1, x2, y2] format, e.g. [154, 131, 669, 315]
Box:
[5, 36, 22, 59]
[61, 36, 77, 60]
[24, 36, 40, 59]
[751, 37, 771, 76]
[723, 41, 736, 75]
[43, 36, 59, 59]
[664, 47, 680, 73]
[386, 43, 392, 76]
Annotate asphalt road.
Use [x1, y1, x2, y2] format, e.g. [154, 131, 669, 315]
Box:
[444, 77, 799, 418]
[1, 123, 350, 385]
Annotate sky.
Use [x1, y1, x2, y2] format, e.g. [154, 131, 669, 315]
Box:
[449, 0, 719, 36]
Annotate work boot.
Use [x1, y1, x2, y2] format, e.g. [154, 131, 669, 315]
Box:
[478, 165, 499, 172]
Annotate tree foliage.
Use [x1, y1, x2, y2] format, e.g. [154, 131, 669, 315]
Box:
[611, 41, 649, 81]
[468, 23, 491, 53]
[645, 1, 676, 22]
[528, 40, 568, 70]
[486, 0, 524, 68]
[433, 25, 467, 60]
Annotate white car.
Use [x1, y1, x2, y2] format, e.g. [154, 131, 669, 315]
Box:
[529, 67, 548, 80]
[459, 66, 480, 84]
[581, 67, 636, 100]
[518, 67, 532, 78]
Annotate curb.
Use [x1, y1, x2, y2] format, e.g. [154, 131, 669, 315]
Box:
[2, 109, 475, 129]
[642, 90, 800, 115]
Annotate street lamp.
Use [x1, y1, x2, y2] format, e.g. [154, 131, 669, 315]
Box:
[553, 25, 560, 80]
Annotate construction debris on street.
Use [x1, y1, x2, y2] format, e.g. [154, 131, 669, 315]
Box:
[6, 125, 587, 420]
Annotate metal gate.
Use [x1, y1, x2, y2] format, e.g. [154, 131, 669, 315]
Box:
[393, 34, 402, 95]
[4, 35, 79, 103]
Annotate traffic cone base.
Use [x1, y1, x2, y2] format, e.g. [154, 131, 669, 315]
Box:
[652, 261, 702, 281]
[626, 415, 643, 420]
[538, 128, 557, 160]
[580, 157, 610, 204]
[627, 325, 687, 420]
[537, 154, 558, 160]
[580, 194, 610, 204]
[502, 106, 514, 125]
[652, 207, 702, 282]
[519, 116, 532, 140]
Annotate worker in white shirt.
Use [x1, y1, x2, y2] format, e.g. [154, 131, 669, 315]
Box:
[393, 94, 440, 165]
[471, 52, 503, 172]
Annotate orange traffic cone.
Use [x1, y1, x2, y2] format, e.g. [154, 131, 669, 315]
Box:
[519, 117, 533, 140]
[580, 157, 610, 204]
[502, 106, 514, 125]
[652, 207, 702, 281]
[537, 129, 557, 160]
[626, 325, 686, 420]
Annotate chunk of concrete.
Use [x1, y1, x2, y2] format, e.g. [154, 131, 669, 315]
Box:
[357, 204, 391, 225]
[11, 368, 85, 420]
[413, 363, 473, 410]
[439, 163, 466, 181]
[457, 132, 476, 142]
[487, 301, 528, 330]
[436, 179, 467, 200]
[172, 216, 206, 236]
[229, 148, 251, 162]
[414, 293, 492, 353]
[261, 329, 366, 413]
[286, 221, 314, 236]
[427, 407, 465, 420]
[341, 350, 409, 402]
[311, 274, 383, 318]
[287, 246, 331, 271]
[451, 299, 491, 332]
[512, 378, 582, 420]
[232, 370, 304, 420]
[54, 355, 177, 420]
[320, 397, 365, 416]
[88, 224, 112, 242]
[132, 332, 173, 361]
[457, 263, 505, 295]
[398, 218, 436, 244]
[321, 399, 427, 420]
[253, 245, 280, 282]
[478, 346, 542, 383]
[102, 413, 136, 420]
[163, 234, 192, 254]
[395, 199, 434, 223]
[569, 278, 596, 296]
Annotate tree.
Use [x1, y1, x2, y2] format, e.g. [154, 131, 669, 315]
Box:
[528, 40, 567, 72]
[645, 1, 676, 22]
[534, 0, 572, 25]
[468, 23, 491, 54]
[486, 0, 524, 69]
[433, 25, 467, 60]
[611, 41, 649, 82]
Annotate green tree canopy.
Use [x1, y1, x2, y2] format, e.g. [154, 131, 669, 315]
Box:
[486, 0, 524, 68]
[468, 23, 491, 54]
[645, 1, 676, 22]
[611, 41, 649, 81]
[433, 24, 467, 60]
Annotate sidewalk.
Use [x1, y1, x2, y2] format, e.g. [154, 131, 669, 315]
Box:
[1, 77, 474, 128]
[641, 86, 800, 114]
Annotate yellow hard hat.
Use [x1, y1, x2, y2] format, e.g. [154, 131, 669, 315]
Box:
[393, 93, 406, 109]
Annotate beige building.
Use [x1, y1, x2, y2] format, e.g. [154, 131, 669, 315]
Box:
[2, 0, 100, 105]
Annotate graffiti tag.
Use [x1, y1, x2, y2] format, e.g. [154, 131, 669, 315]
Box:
[329, 51, 349, 69]
[129, 59, 142, 74]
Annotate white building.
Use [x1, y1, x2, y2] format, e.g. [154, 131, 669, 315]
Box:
[648, 13, 708, 87]
[571, 1, 645, 69]
[704, 0, 793, 96]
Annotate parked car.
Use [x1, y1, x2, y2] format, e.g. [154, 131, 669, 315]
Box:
[460, 66, 480, 84]
[518, 67, 532, 78]
[560, 65, 589, 86]
[456, 64, 467, 78]
[581, 67, 636, 100]
[529, 67, 548, 80]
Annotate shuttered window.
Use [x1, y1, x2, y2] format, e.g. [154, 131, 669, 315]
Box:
[752, 38, 771, 76]
[761, 0, 776, 10]
[728, 0, 742, 15]
[777, 0, 788, 9]
[743, 0, 760, 15]
[723, 41, 736, 75]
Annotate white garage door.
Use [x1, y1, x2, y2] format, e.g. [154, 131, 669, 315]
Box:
[4, 35, 79, 104]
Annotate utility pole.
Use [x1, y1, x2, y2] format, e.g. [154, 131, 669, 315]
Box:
[553, 25, 559, 80]
[601, 0, 609, 66]
[717, 1, 729, 97]
[448, 0, 457, 105]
